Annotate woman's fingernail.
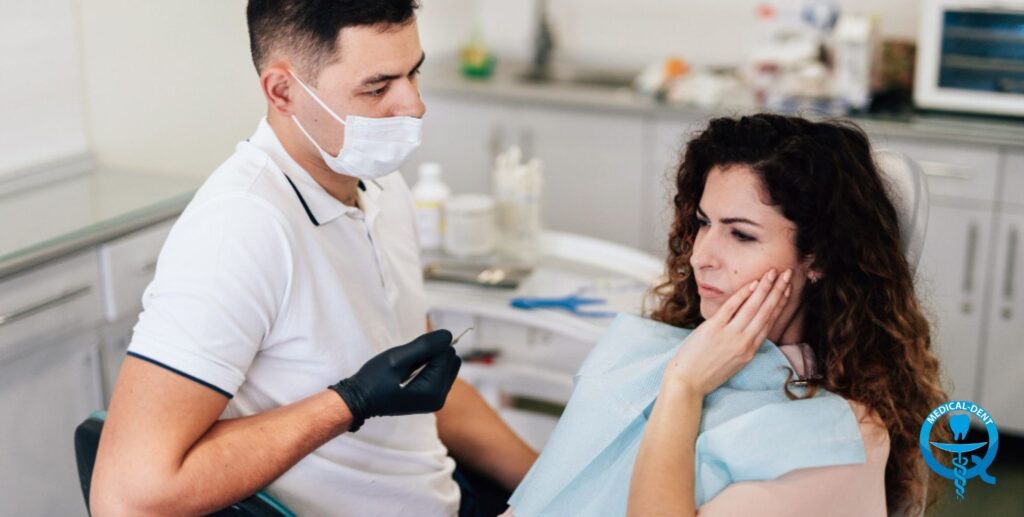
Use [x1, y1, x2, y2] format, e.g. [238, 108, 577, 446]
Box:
[783, 269, 793, 282]
[768, 269, 777, 282]
[749, 280, 758, 291]
[784, 285, 791, 297]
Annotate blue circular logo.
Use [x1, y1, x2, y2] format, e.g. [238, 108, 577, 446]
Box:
[919, 400, 998, 501]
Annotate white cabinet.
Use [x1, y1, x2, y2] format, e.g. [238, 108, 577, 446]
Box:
[518, 105, 646, 249]
[95, 219, 173, 404]
[980, 209, 1024, 432]
[0, 252, 103, 357]
[883, 137, 1002, 407]
[0, 330, 102, 517]
[1002, 149, 1024, 208]
[874, 136, 1001, 203]
[0, 252, 104, 515]
[98, 317, 136, 405]
[916, 205, 993, 403]
[97, 220, 173, 322]
[405, 94, 514, 196]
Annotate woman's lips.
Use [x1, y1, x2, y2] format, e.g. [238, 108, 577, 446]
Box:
[697, 283, 725, 298]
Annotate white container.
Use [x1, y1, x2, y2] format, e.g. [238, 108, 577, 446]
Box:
[412, 162, 450, 251]
[493, 147, 544, 263]
[444, 194, 498, 257]
[504, 158, 544, 263]
[833, 13, 878, 111]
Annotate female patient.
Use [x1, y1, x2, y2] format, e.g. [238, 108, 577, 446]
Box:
[506, 114, 949, 516]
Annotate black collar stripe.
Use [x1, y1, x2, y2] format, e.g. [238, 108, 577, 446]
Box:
[283, 173, 320, 226]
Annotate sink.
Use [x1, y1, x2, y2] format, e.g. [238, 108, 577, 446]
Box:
[517, 68, 637, 90]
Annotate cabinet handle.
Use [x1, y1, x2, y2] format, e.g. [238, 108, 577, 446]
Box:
[963, 223, 978, 294]
[1003, 225, 1018, 320]
[0, 285, 92, 327]
[920, 161, 974, 181]
[960, 223, 978, 314]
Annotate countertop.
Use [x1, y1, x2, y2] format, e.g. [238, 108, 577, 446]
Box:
[419, 63, 1024, 149]
[0, 167, 199, 279]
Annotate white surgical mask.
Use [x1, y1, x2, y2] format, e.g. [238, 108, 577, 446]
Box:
[289, 71, 422, 180]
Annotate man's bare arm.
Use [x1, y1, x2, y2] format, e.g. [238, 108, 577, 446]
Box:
[92, 328, 460, 516]
[436, 379, 538, 491]
[90, 357, 352, 516]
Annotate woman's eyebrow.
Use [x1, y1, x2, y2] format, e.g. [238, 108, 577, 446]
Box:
[696, 205, 762, 227]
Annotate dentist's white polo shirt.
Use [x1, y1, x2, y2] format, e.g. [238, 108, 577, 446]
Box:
[127, 118, 459, 516]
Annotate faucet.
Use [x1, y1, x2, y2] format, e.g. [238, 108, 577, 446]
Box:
[528, 0, 555, 81]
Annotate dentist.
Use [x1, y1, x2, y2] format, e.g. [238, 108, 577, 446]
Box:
[90, 1, 536, 516]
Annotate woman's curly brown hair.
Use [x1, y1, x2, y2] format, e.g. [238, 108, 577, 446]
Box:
[649, 113, 950, 515]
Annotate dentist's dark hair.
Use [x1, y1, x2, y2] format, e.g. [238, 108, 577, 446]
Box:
[247, 0, 419, 82]
[650, 113, 948, 515]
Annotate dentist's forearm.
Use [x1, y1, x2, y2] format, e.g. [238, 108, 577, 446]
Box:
[93, 389, 351, 517]
[628, 379, 702, 517]
[437, 379, 538, 490]
[174, 391, 352, 507]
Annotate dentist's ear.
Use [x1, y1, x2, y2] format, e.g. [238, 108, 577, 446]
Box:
[262, 63, 297, 116]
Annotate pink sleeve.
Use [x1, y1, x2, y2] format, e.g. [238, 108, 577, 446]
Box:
[697, 400, 890, 517]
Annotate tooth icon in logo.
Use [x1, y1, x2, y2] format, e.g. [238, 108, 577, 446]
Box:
[949, 414, 970, 441]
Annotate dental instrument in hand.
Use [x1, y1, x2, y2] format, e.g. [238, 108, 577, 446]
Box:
[399, 327, 474, 388]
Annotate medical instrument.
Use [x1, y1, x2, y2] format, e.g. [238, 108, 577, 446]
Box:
[509, 294, 617, 318]
[331, 330, 461, 432]
[400, 327, 474, 388]
[423, 261, 532, 288]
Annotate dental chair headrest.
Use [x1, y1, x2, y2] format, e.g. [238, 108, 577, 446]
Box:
[873, 149, 930, 276]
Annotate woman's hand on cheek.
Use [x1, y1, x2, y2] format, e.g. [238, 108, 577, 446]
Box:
[664, 268, 792, 396]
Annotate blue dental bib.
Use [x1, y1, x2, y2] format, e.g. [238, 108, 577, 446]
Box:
[508, 313, 866, 516]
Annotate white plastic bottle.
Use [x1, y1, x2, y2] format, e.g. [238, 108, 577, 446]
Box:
[493, 147, 544, 264]
[412, 162, 450, 252]
[517, 157, 544, 263]
[493, 146, 520, 241]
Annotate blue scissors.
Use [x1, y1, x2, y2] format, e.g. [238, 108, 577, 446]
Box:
[509, 294, 617, 318]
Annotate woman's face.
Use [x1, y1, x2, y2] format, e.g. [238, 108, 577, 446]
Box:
[690, 164, 816, 321]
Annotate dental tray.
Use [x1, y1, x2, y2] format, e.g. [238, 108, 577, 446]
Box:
[423, 260, 533, 289]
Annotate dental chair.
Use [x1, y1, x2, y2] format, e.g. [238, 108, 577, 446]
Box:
[73, 411, 294, 516]
[874, 149, 930, 275]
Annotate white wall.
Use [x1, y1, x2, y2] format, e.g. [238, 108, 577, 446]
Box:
[74, 0, 477, 178]
[70, 0, 920, 179]
[0, 0, 90, 177]
[467, 0, 920, 68]
[77, 0, 263, 178]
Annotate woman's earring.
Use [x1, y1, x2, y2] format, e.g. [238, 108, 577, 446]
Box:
[809, 274, 820, 284]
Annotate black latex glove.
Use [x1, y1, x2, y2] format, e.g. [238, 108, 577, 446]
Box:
[330, 329, 461, 432]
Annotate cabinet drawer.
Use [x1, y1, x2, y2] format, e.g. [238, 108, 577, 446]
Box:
[0, 251, 103, 359]
[882, 138, 1000, 202]
[1002, 149, 1024, 208]
[98, 220, 174, 321]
